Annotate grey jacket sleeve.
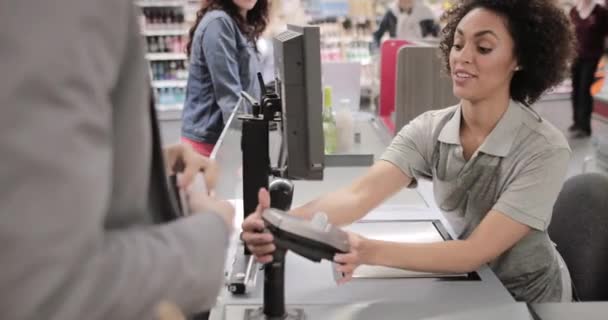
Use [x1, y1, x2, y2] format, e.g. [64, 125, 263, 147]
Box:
[0, 2, 229, 319]
[201, 17, 245, 124]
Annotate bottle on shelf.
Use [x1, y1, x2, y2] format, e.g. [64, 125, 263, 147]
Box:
[158, 88, 168, 105]
[160, 36, 166, 53]
[165, 9, 174, 26]
[159, 62, 165, 80]
[152, 62, 159, 80]
[141, 7, 187, 32]
[148, 36, 158, 53]
[163, 36, 171, 52]
[171, 36, 181, 53]
[169, 61, 178, 80]
[177, 61, 188, 80]
[335, 98, 354, 153]
[176, 10, 184, 26]
[151, 8, 161, 26]
[322, 86, 337, 154]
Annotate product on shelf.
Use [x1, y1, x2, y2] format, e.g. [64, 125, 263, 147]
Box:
[141, 7, 185, 31]
[316, 20, 373, 63]
[151, 60, 188, 81]
[154, 87, 186, 109]
[137, 1, 198, 112]
[146, 35, 186, 53]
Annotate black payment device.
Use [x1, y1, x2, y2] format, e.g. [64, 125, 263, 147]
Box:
[262, 209, 350, 263]
[241, 208, 349, 320]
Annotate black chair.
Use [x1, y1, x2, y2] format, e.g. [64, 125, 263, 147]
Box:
[549, 173, 608, 301]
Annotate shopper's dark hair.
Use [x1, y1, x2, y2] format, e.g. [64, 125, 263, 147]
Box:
[187, 0, 269, 57]
[439, 0, 575, 106]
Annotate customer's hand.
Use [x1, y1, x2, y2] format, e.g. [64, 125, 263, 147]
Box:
[155, 301, 185, 320]
[186, 173, 234, 230]
[241, 189, 275, 264]
[333, 232, 366, 284]
[164, 143, 218, 192]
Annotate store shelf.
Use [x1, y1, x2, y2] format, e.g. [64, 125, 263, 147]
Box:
[136, 0, 184, 7]
[157, 109, 183, 121]
[141, 28, 188, 36]
[152, 80, 187, 88]
[157, 104, 183, 111]
[145, 52, 187, 61]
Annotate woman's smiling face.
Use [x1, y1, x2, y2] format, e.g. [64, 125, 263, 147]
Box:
[449, 8, 519, 103]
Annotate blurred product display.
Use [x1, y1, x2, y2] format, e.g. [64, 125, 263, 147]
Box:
[136, 0, 191, 112]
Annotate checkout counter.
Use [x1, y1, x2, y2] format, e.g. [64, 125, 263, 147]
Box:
[204, 61, 608, 318]
[209, 109, 536, 320]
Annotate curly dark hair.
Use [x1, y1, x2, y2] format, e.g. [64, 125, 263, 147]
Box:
[186, 0, 269, 57]
[439, 0, 575, 106]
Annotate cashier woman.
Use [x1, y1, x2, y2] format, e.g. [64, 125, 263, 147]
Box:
[242, 0, 576, 303]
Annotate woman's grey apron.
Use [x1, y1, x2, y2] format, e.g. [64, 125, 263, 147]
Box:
[427, 109, 571, 302]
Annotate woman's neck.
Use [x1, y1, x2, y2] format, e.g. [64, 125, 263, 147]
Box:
[460, 92, 511, 138]
[239, 9, 247, 19]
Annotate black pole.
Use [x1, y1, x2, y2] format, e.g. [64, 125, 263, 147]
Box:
[262, 179, 294, 319]
[263, 249, 287, 319]
[241, 119, 270, 255]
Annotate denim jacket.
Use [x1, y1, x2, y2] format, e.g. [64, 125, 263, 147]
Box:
[182, 10, 260, 144]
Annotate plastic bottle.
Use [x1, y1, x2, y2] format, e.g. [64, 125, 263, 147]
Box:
[149, 36, 158, 53]
[169, 61, 178, 80]
[322, 86, 337, 154]
[335, 98, 354, 153]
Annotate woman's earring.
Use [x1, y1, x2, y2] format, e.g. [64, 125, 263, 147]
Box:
[514, 66, 522, 71]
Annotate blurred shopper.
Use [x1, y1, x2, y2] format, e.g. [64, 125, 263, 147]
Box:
[181, 0, 269, 156]
[569, 0, 608, 138]
[257, 0, 307, 87]
[373, 0, 437, 47]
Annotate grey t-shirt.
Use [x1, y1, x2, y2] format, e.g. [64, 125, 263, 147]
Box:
[381, 101, 571, 302]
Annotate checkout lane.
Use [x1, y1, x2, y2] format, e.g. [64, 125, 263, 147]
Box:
[210, 113, 526, 319]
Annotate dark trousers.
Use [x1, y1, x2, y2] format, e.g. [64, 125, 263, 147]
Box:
[571, 57, 600, 133]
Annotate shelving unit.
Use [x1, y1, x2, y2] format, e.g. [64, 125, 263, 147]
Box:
[135, 0, 184, 7]
[152, 80, 187, 88]
[145, 52, 188, 61]
[312, 19, 376, 107]
[136, 0, 190, 114]
[141, 28, 188, 37]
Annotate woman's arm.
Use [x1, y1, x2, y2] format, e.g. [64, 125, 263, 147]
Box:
[354, 210, 530, 274]
[243, 161, 412, 264]
[244, 111, 435, 262]
[291, 111, 438, 225]
[336, 148, 569, 281]
[291, 161, 412, 226]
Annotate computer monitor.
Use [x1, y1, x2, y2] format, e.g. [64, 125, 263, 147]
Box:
[273, 24, 325, 180]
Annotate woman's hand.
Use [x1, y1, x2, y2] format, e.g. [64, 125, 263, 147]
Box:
[333, 232, 367, 285]
[241, 189, 275, 264]
[164, 143, 218, 192]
